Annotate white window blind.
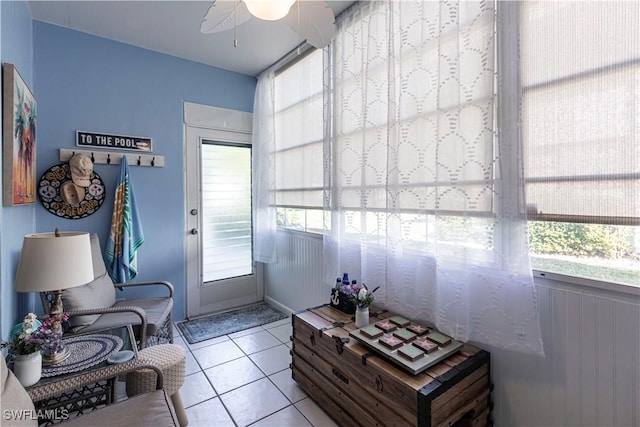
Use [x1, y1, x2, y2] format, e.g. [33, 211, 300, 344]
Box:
[273, 49, 324, 210]
[521, 1, 640, 226]
[201, 142, 253, 282]
[331, 1, 496, 217]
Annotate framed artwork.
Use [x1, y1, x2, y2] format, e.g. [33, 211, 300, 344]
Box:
[3, 63, 37, 206]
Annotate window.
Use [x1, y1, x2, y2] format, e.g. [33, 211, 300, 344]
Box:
[274, 49, 325, 233]
[272, 2, 504, 264]
[201, 142, 253, 281]
[270, 1, 640, 288]
[521, 1, 640, 286]
[320, 0, 500, 268]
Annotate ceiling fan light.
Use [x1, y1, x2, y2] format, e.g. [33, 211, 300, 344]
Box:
[243, 0, 295, 21]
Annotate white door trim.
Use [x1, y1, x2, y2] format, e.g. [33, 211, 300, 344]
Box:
[184, 102, 257, 318]
[184, 102, 252, 132]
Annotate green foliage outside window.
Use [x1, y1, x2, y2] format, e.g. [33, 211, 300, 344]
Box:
[528, 221, 634, 259]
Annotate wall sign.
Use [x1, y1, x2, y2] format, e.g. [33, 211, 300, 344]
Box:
[76, 131, 152, 152]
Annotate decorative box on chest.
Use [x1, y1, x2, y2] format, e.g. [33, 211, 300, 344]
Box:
[291, 305, 492, 427]
[330, 288, 356, 314]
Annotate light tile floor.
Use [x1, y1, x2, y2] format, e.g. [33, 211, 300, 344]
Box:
[170, 318, 339, 427]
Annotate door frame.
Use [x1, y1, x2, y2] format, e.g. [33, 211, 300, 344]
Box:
[184, 102, 263, 318]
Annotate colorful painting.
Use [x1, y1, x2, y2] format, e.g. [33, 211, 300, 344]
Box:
[3, 63, 37, 206]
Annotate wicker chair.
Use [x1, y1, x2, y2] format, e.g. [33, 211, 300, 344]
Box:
[1, 356, 180, 426]
[126, 344, 187, 426]
[39, 233, 173, 349]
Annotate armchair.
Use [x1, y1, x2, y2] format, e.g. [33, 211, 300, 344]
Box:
[39, 233, 173, 349]
[1, 356, 179, 426]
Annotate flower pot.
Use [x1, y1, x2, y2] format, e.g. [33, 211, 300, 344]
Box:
[355, 306, 369, 328]
[13, 351, 42, 387]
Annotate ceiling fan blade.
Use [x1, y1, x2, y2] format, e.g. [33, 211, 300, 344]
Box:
[283, 1, 336, 48]
[201, 0, 252, 34]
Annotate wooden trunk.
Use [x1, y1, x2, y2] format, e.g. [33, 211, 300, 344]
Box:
[291, 305, 492, 427]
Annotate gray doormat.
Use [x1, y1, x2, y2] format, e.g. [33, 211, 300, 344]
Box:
[177, 303, 288, 344]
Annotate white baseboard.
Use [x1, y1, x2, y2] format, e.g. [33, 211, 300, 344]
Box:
[264, 295, 295, 317]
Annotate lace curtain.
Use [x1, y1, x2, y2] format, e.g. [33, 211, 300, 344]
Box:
[252, 69, 277, 264]
[323, 1, 544, 354]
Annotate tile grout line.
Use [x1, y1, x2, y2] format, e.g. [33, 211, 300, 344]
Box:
[178, 320, 304, 426]
[211, 333, 292, 426]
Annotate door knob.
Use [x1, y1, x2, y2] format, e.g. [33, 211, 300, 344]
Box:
[190, 209, 198, 215]
[190, 228, 198, 235]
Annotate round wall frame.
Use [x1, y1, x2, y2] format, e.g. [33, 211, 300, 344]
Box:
[38, 164, 106, 219]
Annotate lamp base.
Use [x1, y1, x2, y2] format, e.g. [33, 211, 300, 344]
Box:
[42, 346, 71, 366]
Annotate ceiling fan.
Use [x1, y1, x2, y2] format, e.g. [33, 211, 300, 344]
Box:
[200, 0, 337, 49]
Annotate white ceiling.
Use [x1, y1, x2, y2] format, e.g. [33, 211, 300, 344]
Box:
[27, 0, 355, 76]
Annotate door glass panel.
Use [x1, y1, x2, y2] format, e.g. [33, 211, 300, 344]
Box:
[201, 142, 253, 282]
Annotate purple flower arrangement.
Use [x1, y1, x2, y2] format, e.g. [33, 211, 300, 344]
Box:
[345, 283, 379, 309]
[1, 312, 69, 357]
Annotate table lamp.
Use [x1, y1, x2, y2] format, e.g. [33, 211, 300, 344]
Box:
[14, 230, 94, 364]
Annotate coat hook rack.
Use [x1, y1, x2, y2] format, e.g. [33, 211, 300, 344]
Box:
[59, 148, 165, 167]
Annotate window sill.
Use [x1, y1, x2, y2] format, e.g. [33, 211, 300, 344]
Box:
[533, 269, 640, 297]
[275, 228, 640, 298]
[277, 227, 323, 238]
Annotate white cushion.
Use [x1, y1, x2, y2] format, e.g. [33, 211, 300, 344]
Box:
[0, 358, 38, 427]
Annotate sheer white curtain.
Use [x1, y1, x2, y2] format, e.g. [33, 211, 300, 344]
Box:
[252, 69, 277, 264]
[323, 0, 544, 354]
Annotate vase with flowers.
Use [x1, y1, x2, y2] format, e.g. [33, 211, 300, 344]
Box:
[350, 283, 380, 328]
[1, 313, 46, 386]
[39, 312, 70, 365]
[2, 312, 70, 385]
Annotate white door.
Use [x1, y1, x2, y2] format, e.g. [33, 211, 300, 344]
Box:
[185, 104, 262, 318]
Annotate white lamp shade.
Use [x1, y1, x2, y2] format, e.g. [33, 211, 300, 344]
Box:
[14, 232, 94, 293]
[244, 0, 295, 21]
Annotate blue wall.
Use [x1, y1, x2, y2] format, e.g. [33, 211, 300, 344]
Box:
[1, 0, 37, 341]
[32, 22, 256, 321]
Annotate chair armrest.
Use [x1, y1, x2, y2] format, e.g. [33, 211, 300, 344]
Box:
[113, 281, 174, 298]
[26, 358, 164, 403]
[67, 306, 148, 348]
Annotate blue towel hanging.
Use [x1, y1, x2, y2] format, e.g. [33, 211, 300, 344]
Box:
[105, 156, 144, 283]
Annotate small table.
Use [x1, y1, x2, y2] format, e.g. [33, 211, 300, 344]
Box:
[26, 325, 138, 425]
